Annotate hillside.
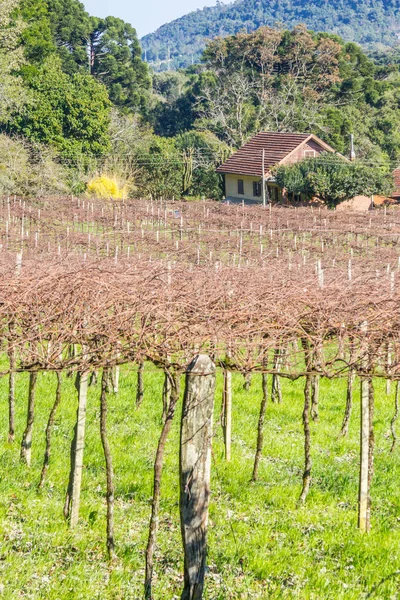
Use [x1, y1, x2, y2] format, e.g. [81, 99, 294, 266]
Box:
[141, 0, 400, 70]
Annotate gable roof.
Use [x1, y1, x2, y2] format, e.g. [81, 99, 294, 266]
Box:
[216, 132, 336, 177]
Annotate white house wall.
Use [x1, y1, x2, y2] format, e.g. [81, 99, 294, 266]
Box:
[225, 174, 282, 202]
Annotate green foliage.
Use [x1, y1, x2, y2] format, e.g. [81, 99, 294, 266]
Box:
[19, 0, 54, 63]
[46, 0, 91, 73]
[175, 131, 229, 199]
[141, 0, 400, 71]
[7, 56, 111, 158]
[0, 133, 69, 195]
[0, 0, 26, 123]
[134, 136, 182, 200]
[89, 16, 151, 111]
[275, 154, 395, 206]
[150, 71, 197, 137]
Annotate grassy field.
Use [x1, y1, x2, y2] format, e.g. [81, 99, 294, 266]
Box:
[1, 366, 400, 599]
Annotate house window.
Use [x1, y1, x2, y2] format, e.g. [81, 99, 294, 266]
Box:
[304, 150, 316, 159]
[238, 179, 244, 195]
[253, 181, 262, 197]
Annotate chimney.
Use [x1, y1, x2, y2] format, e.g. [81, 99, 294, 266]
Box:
[350, 134, 356, 161]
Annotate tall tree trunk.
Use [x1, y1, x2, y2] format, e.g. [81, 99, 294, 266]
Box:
[20, 372, 38, 466]
[180, 355, 216, 600]
[145, 370, 181, 600]
[390, 381, 400, 453]
[341, 369, 355, 437]
[222, 369, 232, 461]
[136, 362, 144, 407]
[64, 371, 89, 527]
[252, 373, 268, 482]
[38, 372, 62, 488]
[298, 375, 312, 505]
[100, 368, 115, 560]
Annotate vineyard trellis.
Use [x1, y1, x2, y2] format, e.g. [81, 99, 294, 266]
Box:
[2, 195, 400, 596]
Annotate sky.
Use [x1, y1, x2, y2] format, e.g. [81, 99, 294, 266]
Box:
[82, 0, 231, 38]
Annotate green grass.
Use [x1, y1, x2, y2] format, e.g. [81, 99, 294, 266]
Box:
[1, 367, 400, 599]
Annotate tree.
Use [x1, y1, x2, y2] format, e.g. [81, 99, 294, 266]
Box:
[274, 154, 395, 207]
[7, 56, 111, 158]
[135, 136, 182, 200]
[174, 130, 229, 199]
[0, 0, 26, 123]
[150, 71, 197, 137]
[19, 0, 54, 64]
[141, 0, 400, 71]
[89, 16, 151, 112]
[196, 27, 343, 148]
[46, 0, 91, 73]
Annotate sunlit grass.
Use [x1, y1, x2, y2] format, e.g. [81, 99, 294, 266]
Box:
[0, 367, 399, 598]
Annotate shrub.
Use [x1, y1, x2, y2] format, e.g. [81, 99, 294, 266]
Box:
[86, 175, 127, 200]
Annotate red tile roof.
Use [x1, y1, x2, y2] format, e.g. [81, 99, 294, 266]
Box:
[216, 132, 333, 177]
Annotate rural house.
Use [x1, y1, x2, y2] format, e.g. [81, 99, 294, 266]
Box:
[216, 132, 337, 203]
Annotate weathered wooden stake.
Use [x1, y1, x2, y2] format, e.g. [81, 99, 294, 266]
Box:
[20, 372, 38, 466]
[64, 371, 89, 527]
[111, 365, 120, 394]
[180, 355, 216, 600]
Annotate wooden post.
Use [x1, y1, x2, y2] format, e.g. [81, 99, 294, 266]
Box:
[64, 371, 89, 527]
[180, 355, 216, 600]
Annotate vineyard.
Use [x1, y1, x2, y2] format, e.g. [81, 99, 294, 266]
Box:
[1, 196, 400, 599]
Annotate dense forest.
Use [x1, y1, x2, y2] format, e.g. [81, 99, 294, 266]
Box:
[1, 0, 400, 200]
[141, 0, 400, 71]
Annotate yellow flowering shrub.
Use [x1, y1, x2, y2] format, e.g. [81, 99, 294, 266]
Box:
[87, 175, 127, 200]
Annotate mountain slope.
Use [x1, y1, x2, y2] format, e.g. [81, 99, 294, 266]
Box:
[141, 0, 400, 70]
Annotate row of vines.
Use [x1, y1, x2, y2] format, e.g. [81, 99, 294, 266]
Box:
[2, 196, 400, 598]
